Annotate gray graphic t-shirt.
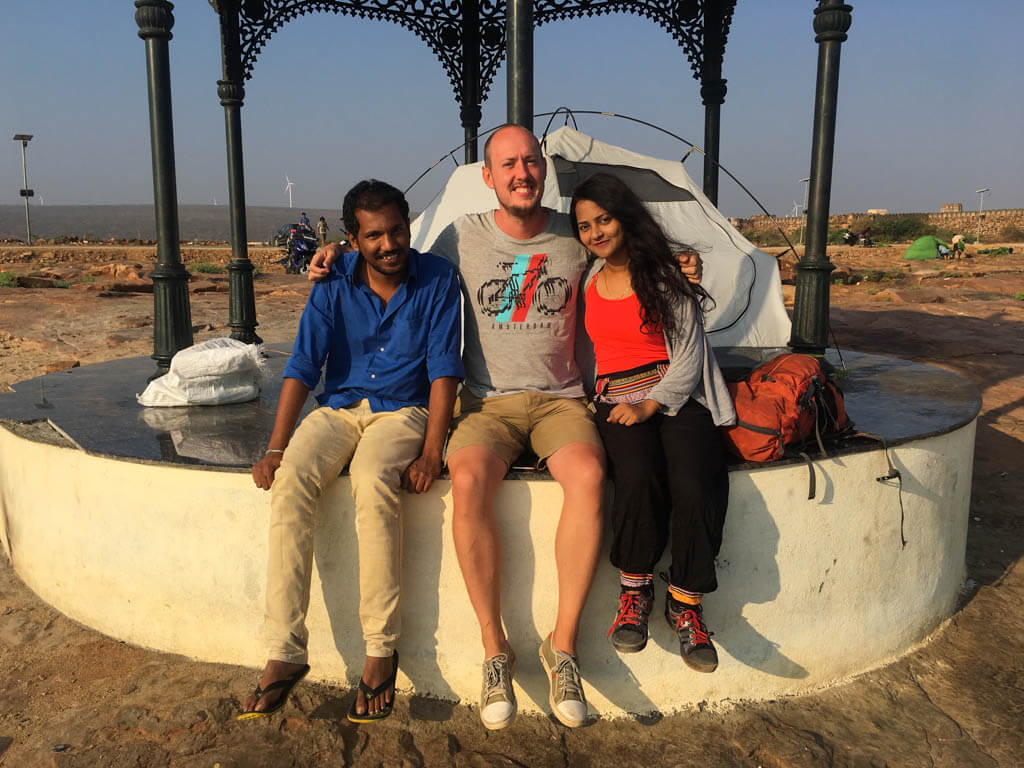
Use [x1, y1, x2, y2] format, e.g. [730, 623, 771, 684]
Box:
[430, 211, 589, 398]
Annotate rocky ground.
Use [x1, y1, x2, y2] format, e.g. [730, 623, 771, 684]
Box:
[0, 242, 1022, 767]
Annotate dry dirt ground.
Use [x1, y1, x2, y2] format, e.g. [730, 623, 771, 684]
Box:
[1, 243, 1022, 767]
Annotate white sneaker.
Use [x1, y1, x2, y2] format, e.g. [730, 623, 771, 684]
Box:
[480, 649, 517, 730]
[539, 634, 588, 728]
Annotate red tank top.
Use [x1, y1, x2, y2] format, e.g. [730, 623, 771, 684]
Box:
[584, 276, 667, 375]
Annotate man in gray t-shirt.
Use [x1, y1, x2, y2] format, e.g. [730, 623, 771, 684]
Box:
[431, 126, 605, 730]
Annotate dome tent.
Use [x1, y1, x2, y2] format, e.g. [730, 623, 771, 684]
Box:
[409, 126, 791, 349]
[903, 235, 950, 261]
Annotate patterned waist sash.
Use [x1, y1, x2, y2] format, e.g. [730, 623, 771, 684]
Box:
[595, 360, 669, 404]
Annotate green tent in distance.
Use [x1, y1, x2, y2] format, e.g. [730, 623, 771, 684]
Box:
[903, 235, 950, 260]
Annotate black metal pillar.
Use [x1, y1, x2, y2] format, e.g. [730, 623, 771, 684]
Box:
[217, 3, 261, 343]
[506, 0, 533, 131]
[461, 0, 481, 163]
[701, 3, 727, 207]
[135, 0, 193, 377]
[790, 1, 851, 355]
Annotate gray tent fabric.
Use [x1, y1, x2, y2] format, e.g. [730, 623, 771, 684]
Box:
[551, 157, 697, 203]
[409, 127, 791, 348]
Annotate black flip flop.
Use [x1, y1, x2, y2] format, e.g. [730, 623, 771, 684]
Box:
[347, 651, 399, 723]
[237, 664, 310, 720]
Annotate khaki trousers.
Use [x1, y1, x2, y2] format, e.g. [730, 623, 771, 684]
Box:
[264, 400, 428, 661]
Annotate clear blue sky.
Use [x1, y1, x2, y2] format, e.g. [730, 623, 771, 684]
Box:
[2, 1, 1021, 217]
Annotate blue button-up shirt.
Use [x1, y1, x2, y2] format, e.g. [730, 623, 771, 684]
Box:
[283, 249, 463, 412]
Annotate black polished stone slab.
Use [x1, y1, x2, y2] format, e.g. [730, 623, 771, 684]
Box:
[0, 343, 304, 472]
[0, 346, 980, 473]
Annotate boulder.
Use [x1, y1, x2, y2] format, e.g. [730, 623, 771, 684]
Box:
[89, 263, 146, 280]
[44, 359, 80, 373]
[15, 275, 57, 289]
[109, 281, 153, 294]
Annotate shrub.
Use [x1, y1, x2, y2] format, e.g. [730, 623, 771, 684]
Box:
[863, 269, 903, 283]
[54, 279, 71, 289]
[0, 271, 16, 288]
[869, 214, 933, 242]
[191, 261, 224, 274]
[847, 215, 875, 234]
[1000, 224, 1024, 241]
[758, 229, 790, 247]
[1013, 291, 1024, 301]
[736, 221, 790, 248]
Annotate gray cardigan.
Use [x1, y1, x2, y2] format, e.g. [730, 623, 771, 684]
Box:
[576, 262, 737, 426]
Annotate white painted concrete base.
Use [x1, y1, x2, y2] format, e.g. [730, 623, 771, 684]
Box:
[0, 421, 975, 717]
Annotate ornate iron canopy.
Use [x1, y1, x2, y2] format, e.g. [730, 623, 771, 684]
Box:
[211, 0, 735, 106]
[533, 0, 734, 83]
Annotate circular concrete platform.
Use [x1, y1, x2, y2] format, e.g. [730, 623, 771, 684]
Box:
[0, 348, 980, 717]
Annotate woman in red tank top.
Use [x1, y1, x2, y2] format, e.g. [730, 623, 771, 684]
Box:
[571, 172, 731, 673]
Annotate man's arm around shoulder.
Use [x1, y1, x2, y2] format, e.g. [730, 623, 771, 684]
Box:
[308, 242, 346, 281]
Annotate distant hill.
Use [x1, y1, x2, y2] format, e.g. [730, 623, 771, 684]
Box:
[0, 205, 344, 243]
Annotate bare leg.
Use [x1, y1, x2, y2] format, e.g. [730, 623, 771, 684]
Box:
[544, 442, 606, 655]
[448, 445, 510, 658]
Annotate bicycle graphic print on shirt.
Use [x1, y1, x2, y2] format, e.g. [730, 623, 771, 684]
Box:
[476, 253, 572, 322]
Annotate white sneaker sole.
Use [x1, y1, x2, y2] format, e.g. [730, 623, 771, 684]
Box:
[538, 645, 587, 728]
[480, 703, 517, 731]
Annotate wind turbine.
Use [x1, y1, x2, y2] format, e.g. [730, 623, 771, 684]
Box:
[284, 176, 295, 208]
[791, 201, 801, 218]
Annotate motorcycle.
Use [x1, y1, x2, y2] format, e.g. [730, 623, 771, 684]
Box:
[841, 230, 874, 247]
[279, 224, 318, 273]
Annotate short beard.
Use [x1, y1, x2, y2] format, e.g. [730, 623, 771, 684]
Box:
[502, 197, 540, 219]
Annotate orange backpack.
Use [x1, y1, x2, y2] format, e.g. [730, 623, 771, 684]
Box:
[722, 353, 851, 463]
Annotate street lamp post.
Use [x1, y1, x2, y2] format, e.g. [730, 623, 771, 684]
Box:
[975, 188, 990, 244]
[12, 134, 34, 244]
[799, 177, 810, 246]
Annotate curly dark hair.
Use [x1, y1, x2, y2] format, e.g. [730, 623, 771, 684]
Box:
[342, 179, 410, 237]
[570, 172, 711, 335]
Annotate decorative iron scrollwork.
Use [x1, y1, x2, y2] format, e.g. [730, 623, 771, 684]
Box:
[219, 0, 735, 104]
[533, 0, 734, 82]
[225, 0, 506, 106]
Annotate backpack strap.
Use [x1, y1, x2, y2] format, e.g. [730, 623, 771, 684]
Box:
[858, 431, 906, 549]
[734, 420, 781, 437]
[798, 451, 816, 500]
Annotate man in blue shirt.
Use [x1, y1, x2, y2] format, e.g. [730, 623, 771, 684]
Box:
[239, 180, 463, 723]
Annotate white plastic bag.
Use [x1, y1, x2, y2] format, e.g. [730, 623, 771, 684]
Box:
[137, 338, 266, 407]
